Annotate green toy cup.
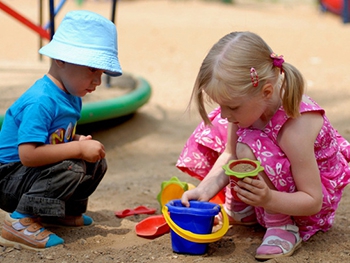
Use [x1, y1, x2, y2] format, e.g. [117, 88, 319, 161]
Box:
[222, 159, 264, 201]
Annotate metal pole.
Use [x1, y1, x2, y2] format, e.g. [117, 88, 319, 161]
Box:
[49, 0, 55, 39]
[0, 1, 50, 40]
[111, 0, 117, 23]
[343, 0, 349, 23]
[106, 0, 118, 87]
[39, 0, 43, 60]
[44, 0, 66, 30]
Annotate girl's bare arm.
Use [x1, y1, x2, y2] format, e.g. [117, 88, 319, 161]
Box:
[237, 112, 324, 216]
[182, 123, 239, 206]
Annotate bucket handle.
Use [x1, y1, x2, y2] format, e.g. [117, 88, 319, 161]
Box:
[162, 204, 229, 243]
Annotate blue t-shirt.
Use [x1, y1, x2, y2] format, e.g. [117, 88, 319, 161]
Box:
[0, 75, 82, 163]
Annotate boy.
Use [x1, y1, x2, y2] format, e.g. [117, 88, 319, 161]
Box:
[0, 10, 122, 250]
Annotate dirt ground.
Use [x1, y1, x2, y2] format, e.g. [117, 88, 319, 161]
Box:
[1, 0, 350, 262]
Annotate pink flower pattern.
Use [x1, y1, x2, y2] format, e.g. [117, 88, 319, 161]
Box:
[176, 97, 350, 241]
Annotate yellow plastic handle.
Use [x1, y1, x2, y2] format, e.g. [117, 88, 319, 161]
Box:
[162, 204, 229, 243]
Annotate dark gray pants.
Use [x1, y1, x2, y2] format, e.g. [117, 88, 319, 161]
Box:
[0, 159, 107, 217]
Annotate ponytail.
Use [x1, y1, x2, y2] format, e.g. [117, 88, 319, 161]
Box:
[280, 63, 305, 118]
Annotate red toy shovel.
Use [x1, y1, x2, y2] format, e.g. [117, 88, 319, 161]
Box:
[115, 206, 157, 218]
[135, 214, 170, 238]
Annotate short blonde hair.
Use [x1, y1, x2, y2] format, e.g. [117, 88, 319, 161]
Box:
[191, 31, 304, 125]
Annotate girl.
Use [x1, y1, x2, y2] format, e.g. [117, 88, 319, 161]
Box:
[177, 31, 350, 259]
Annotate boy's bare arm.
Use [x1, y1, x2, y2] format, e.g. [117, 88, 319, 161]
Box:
[19, 140, 105, 167]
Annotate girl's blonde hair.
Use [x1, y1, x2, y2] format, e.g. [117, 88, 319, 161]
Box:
[191, 31, 305, 125]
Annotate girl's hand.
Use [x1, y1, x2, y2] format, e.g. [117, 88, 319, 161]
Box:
[234, 175, 272, 208]
[181, 188, 211, 207]
[79, 140, 105, 162]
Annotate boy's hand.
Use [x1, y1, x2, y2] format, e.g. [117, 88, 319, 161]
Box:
[79, 140, 105, 162]
[74, 134, 92, 141]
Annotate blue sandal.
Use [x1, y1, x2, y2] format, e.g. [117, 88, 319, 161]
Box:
[0, 213, 63, 250]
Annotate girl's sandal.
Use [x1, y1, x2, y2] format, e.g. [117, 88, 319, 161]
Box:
[214, 205, 257, 226]
[255, 224, 302, 260]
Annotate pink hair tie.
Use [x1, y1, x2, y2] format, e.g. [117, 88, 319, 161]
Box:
[270, 52, 284, 73]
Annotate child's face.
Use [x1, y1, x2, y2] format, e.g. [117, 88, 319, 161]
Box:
[219, 94, 267, 128]
[60, 62, 104, 97]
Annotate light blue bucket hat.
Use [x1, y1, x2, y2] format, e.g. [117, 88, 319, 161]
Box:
[39, 10, 122, 77]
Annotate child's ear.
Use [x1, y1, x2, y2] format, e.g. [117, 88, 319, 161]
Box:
[261, 83, 274, 99]
[54, 59, 65, 68]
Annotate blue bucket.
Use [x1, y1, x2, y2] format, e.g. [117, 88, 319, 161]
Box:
[163, 199, 227, 255]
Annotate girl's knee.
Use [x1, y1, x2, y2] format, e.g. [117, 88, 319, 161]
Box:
[236, 142, 256, 160]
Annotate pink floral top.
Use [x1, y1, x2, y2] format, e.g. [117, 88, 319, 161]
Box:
[176, 96, 350, 240]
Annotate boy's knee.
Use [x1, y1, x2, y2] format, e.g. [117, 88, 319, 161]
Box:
[99, 158, 107, 173]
